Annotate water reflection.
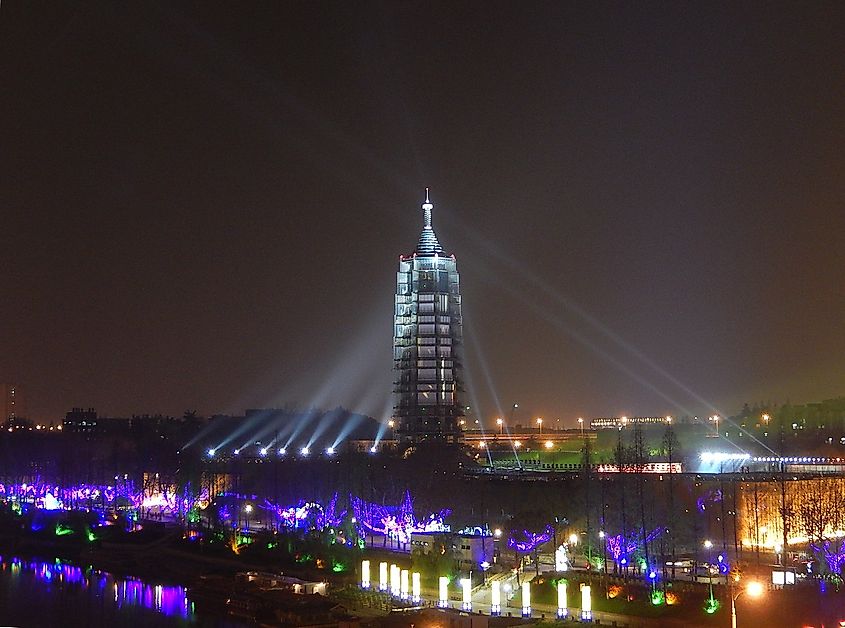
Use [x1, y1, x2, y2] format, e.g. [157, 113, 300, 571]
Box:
[0, 555, 236, 626]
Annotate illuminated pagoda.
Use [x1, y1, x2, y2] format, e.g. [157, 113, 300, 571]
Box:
[392, 190, 464, 442]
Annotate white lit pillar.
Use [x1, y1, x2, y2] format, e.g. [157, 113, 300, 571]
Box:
[400, 569, 409, 601]
[390, 564, 400, 597]
[581, 583, 592, 621]
[555, 545, 569, 571]
[412, 572, 421, 603]
[361, 560, 370, 589]
[379, 562, 388, 592]
[522, 581, 531, 617]
[491, 581, 501, 615]
[461, 578, 472, 611]
[438, 576, 449, 607]
[557, 580, 568, 618]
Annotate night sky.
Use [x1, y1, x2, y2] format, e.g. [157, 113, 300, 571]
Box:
[3, 2, 844, 426]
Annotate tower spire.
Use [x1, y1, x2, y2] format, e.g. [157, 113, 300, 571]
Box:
[422, 188, 433, 228]
[413, 188, 443, 255]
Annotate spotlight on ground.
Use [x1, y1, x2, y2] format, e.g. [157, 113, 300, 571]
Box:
[326, 446, 335, 456]
[278, 447, 286, 456]
[233, 448, 240, 455]
[259, 447, 268, 456]
[300, 446, 310, 456]
[207, 448, 216, 457]
[370, 446, 377, 454]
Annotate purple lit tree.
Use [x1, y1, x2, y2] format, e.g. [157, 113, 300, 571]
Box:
[349, 490, 450, 544]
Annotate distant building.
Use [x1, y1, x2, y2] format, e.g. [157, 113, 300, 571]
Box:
[63, 407, 99, 433]
[392, 190, 464, 442]
[410, 531, 496, 572]
[590, 416, 671, 430]
[1, 384, 24, 422]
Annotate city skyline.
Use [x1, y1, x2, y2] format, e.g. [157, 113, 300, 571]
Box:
[3, 3, 844, 424]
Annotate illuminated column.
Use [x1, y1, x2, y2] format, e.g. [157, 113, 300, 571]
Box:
[557, 580, 568, 618]
[438, 576, 449, 607]
[461, 578, 472, 611]
[379, 562, 388, 592]
[522, 581, 531, 617]
[491, 581, 501, 616]
[555, 544, 569, 571]
[580, 583, 592, 621]
[400, 569, 409, 601]
[390, 564, 400, 597]
[361, 560, 370, 589]
[412, 572, 421, 603]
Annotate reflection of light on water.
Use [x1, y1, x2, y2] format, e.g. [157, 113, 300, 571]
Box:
[0, 555, 191, 619]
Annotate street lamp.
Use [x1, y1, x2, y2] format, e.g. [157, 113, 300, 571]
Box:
[732, 581, 764, 628]
[537, 418, 543, 434]
[497, 417, 504, 435]
[577, 417, 584, 436]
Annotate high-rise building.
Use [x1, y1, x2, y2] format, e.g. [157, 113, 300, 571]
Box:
[1, 384, 24, 423]
[393, 190, 464, 442]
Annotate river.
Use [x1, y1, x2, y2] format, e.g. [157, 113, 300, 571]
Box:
[0, 554, 243, 627]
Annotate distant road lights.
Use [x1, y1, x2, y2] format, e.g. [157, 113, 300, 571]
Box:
[514, 440, 522, 449]
[388, 419, 395, 429]
[544, 440, 554, 449]
[666, 415, 673, 424]
[493, 528, 502, 538]
[569, 533, 578, 545]
[326, 446, 336, 456]
[598, 530, 606, 539]
[300, 446, 310, 456]
[762, 413, 770, 425]
[621, 416, 628, 427]
[479, 440, 487, 448]
[244, 504, 253, 514]
[704, 540, 713, 549]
